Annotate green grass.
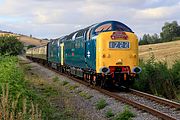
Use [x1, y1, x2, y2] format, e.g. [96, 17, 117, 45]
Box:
[0, 56, 44, 119]
[68, 84, 79, 90]
[105, 109, 114, 118]
[75, 90, 82, 94]
[43, 86, 58, 97]
[79, 91, 93, 99]
[61, 80, 69, 86]
[95, 99, 108, 110]
[113, 106, 135, 120]
[52, 76, 59, 82]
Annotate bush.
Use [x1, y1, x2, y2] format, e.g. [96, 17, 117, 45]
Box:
[171, 60, 180, 89]
[133, 56, 177, 99]
[0, 35, 24, 55]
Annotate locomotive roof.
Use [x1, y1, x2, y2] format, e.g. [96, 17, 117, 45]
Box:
[59, 20, 133, 41]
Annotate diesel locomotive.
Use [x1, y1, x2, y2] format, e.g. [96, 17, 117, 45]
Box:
[26, 20, 141, 89]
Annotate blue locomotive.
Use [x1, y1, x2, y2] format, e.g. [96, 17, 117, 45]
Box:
[26, 20, 141, 88]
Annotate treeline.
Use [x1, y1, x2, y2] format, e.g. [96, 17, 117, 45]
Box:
[139, 21, 180, 45]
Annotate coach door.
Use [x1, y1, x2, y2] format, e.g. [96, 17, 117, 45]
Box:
[60, 43, 64, 65]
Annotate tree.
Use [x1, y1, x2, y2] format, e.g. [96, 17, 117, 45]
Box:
[139, 34, 160, 45]
[0, 35, 24, 55]
[160, 21, 179, 41]
[151, 33, 161, 43]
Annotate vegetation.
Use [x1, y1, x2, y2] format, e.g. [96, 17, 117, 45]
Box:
[22, 62, 88, 120]
[171, 60, 180, 90]
[61, 80, 69, 86]
[52, 76, 59, 82]
[113, 106, 135, 120]
[139, 21, 180, 45]
[79, 91, 93, 99]
[68, 84, 79, 90]
[95, 99, 108, 110]
[0, 56, 68, 119]
[0, 56, 42, 119]
[0, 84, 42, 120]
[27, 45, 36, 49]
[133, 55, 180, 99]
[0, 35, 24, 55]
[105, 109, 114, 118]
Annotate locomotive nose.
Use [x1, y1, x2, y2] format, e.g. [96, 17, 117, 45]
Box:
[132, 66, 142, 74]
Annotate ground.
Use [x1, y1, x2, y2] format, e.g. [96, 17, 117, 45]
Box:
[19, 56, 158, 120]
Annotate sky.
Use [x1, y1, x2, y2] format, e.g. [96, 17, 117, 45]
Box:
[0, 0, 180, 39]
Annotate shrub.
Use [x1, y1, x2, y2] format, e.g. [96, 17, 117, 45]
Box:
[0, 35, 24, 55]
[171, 60, 180, 89]
[95, 99, 107, 110]
[133, 56, 177, 99]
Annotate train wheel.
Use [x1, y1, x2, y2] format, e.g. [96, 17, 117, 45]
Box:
[87, 74, 92, 85]
[83, 73, 87, 81]
[100, 78, 105, 88]
[92, 75, 98, 86]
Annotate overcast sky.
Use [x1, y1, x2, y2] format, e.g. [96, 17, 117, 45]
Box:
[0, 0, 180, 39]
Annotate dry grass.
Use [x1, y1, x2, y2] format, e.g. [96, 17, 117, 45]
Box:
[18, 36, 48, 46]
[0, 84, 42, 120]
[0, 32, 47, 46]
[139, 40, 180, 66]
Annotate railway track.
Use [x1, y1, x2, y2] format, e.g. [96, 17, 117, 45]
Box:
[26, 58, 180, 120]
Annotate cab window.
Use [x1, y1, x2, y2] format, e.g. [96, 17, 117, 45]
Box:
[95, 23, 112, 34]
[114, 23, 132, 32]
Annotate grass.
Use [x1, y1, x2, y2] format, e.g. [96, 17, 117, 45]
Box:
[61, 80, 69, 86]
[52, 76, 59, 82]
[139, 40, 180, 67]
[20, 60, 88, 120]
[75, 90, 82, 94]
[95, 99, 108, 110]
[79, 91, 93, 99]
[43, 86, 58, 97]
[105, 109, 114, 118]
[0, 84, 42, 120]
[68, 84, 79, 90]
[113, 106, 135, 120]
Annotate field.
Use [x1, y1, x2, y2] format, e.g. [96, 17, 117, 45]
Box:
[17, 35, 48, 46]
[139, 40, 180, 66]
[0, 32, 48, 46]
